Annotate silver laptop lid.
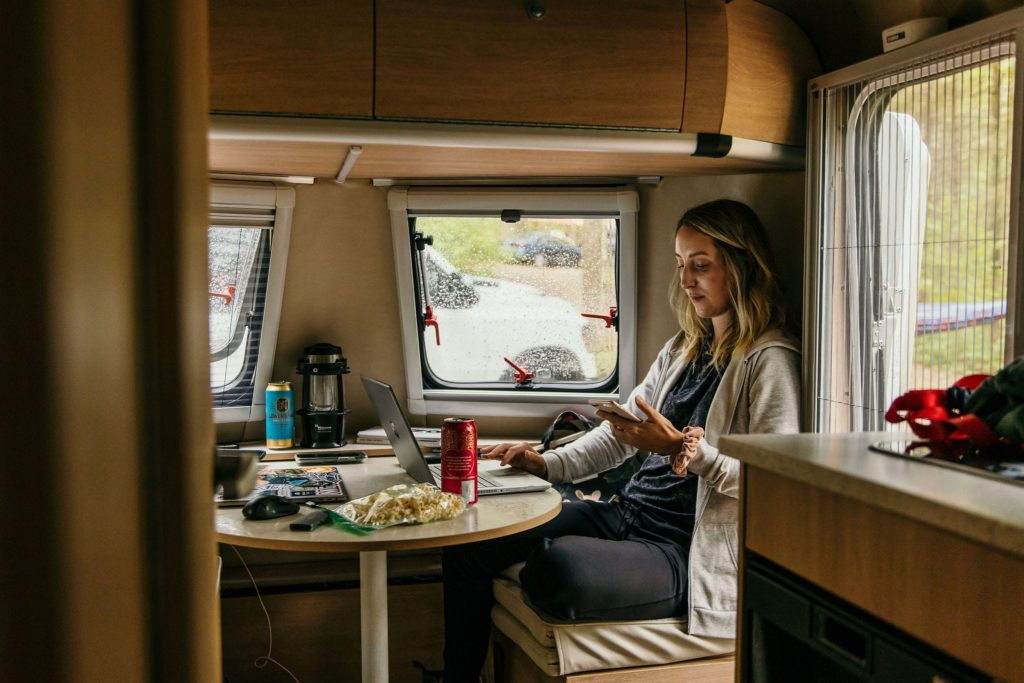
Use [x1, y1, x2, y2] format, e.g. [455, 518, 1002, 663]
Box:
[360, 375, 435, 485]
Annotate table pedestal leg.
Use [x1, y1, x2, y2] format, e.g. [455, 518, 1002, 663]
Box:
[360, 551, 388, 683]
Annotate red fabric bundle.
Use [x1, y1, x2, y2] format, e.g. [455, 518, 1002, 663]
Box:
[884, 374, 1001, 447]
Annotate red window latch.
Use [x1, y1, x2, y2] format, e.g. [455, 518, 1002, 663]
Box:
[502, 356, 534, 388]
[424, 305, 440, 345]
[209, 285, 236, 305]
[581, 306, 618, 329]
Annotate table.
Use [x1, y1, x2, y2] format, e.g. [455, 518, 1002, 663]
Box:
[216, 457, 562, 683]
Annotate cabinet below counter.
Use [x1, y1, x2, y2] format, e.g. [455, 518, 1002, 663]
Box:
[719, 431, 1024, 683]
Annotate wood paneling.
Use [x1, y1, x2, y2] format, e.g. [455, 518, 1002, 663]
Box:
[5, 0, 217, 680]
[209, 138, 789, 179]
[720, 0, 821, 146]
[210, 0, 373, 117]
[681, 0, 730, 135]
[375, 0, 686, 129]
[221, 582, 444, 683]
[744, 467, 1024, 682]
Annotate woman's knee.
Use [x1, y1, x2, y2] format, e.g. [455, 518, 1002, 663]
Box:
[519, 537, 592, 618]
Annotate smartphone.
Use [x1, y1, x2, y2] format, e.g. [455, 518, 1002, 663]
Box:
[588, 399, 642, 423]
[294, 452, 368, 465]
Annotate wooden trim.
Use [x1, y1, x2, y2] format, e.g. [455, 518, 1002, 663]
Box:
[3, 1, 217, 680]
[137, 0, 222, 679]
[744, 467, 1024, 681]
[681, 0, 729, 135]
[735, 465, 748, 683]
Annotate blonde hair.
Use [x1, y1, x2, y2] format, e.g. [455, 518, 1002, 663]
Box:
[669, 200, 787, 369]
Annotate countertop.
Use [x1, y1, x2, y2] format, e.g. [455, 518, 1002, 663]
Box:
[718, 431, 1024, 559]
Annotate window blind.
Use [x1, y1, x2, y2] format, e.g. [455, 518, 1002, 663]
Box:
[812, 33, 1016, 432]
[208, 203, 274, 409]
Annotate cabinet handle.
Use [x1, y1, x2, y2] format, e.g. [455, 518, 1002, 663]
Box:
[814, 608, 871, 668]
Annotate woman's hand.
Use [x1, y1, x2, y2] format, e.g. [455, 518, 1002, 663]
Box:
[479, 442, 548, 479]
[670, 426, 704, 476]
[597, 396, 687, 454]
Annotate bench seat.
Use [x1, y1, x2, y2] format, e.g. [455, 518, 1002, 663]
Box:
[490, 572, 735, 681]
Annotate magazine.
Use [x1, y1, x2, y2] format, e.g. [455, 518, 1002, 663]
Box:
[216, 465, 350, 507]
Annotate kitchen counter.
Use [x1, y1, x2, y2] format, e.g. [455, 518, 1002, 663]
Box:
[719, 431, 1024, 559]
[721, 431, 1024, 682]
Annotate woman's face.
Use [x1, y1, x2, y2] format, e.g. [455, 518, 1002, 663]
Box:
[674, 226, 732, 325]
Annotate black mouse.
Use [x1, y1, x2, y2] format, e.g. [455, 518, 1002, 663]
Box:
[242, 494, 300, 520]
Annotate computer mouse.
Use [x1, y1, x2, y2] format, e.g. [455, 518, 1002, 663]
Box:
[242, 494, 300, 520]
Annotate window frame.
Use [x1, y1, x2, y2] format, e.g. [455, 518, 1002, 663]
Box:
[388, 187, 639, 418]
[209, 180, 295, 424]
[804, 15, 1024, 432]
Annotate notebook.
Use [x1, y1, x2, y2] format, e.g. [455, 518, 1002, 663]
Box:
[360, 375, 551, 496]
[356, 425, 442, 447]
[215, 465, 350, 507]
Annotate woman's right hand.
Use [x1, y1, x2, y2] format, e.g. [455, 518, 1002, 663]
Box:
[479, 442, 548, 479]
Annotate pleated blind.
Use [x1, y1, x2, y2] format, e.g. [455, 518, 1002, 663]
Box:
[208, 202, 275, 409]
[811, 33, 1017, 432]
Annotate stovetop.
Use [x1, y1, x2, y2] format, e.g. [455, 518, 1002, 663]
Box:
[871, 439, 1024, 487]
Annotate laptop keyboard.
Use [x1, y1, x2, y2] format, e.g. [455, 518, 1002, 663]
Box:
[428, 464, 501, 488]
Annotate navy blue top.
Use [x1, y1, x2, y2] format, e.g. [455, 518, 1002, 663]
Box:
[619, 349, 725, 548]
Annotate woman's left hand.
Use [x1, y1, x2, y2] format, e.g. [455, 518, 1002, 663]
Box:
[597, 396, 685, 454]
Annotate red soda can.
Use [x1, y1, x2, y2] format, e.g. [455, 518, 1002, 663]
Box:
[441, 418, 478, 504]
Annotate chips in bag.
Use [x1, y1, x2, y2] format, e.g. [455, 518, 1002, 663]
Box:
[327, 482, 466, 533]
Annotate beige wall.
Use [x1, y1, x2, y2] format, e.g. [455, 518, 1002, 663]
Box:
[636, 174, 806, 371]
[249, 173, 805, 441]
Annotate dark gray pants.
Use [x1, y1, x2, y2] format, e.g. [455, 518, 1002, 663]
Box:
[441, 500, 689, 682]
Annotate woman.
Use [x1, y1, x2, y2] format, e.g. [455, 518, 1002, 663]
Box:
[441, 199, 800, 681]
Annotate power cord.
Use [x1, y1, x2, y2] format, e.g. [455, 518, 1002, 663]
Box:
[228, 545, 301, 682]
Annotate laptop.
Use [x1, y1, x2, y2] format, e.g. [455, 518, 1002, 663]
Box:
[361, 375, 552, 495]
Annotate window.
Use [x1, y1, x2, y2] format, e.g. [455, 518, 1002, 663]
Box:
[807, 30, 1020, 432]
[208, 181, 294, 423]
[389, 188, 638, 417]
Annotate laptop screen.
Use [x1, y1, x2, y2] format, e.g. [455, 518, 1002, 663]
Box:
[360, 376, 435, 485]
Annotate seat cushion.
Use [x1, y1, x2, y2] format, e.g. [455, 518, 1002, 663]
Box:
[492, 574, 735, 676]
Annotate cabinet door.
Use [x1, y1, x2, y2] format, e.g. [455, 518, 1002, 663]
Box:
[375, 0, 686, 130]
[210, 0, 373, 117]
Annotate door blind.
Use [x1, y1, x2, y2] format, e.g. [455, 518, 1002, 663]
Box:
[813, 33, 1016, 432]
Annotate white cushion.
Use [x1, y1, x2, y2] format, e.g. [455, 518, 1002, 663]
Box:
[492, 574, 735, 676]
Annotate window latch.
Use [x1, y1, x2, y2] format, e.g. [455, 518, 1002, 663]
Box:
[424, 305, 440, 345]
[208, 285, 236, 306]
[502, 356, 534, 388]
[413, 232, 434, 251]
[412, 232, 441, 346]
[581, 306, 618, 330]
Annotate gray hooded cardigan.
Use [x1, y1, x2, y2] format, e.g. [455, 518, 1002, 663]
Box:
[541, 328, 801, 638]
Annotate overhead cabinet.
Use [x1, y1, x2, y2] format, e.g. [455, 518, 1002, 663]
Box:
[209, 0, 374, 117]
[374, 0, 687, 130]
[208, 0, 821, 178]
